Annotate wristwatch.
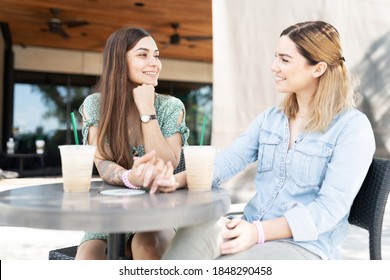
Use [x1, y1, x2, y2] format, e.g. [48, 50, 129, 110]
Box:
[140, 114, 157, 123]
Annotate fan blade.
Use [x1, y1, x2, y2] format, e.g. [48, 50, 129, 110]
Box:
[64, 20, 90, 28]
[183, 36, 212, 41]
[57, 27, 69, 38]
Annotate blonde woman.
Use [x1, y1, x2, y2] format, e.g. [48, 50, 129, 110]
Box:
[157, 21, 375, 260]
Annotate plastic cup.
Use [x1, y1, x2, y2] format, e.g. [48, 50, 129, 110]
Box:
[183, 145, 216, 191]
[58, 145, 96, 192]
[35, 140, 45, 154]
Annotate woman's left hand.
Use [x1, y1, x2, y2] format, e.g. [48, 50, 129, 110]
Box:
[220, 218, 258, 255]
[129, 150, 157, 186]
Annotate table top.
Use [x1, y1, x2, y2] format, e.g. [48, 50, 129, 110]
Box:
[0, 181, 231, 233]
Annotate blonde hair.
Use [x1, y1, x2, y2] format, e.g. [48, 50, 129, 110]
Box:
[280, 21, 356, 131]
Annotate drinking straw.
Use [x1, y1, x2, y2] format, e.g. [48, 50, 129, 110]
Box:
[70, 112, 79, 145]
[200, 114, 207, 146]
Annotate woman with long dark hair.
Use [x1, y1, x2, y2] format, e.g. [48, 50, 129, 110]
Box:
[76, 27, 189, 260]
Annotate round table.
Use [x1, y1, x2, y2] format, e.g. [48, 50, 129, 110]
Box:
[0, 180, 231, 259]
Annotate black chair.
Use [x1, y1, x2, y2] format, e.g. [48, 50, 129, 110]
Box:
[48, 150, 186, 260]
[173, 149, 186, 174]
[220, 157, 390, 260]
[348, 157, 390, 260]
[48, 245, 78, 260]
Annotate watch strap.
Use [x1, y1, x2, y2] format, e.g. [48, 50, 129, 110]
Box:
[140, 114, 157, 123]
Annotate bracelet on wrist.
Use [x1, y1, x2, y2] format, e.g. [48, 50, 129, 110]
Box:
[121, 170, 141, 189]
[252, 220, 265, 245]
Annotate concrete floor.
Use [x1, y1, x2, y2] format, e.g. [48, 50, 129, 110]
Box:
[0, 177, 389, 260]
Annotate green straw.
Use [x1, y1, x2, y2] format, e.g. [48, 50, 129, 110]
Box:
[70, 112, 79, 145]
[200, 114, 207, 146]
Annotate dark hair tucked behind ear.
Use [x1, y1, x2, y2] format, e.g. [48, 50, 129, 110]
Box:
[280, 21, 355, 132]
[95, 27, 151, 168]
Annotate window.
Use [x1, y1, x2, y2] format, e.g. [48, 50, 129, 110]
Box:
[13, 83, 91, 169]
[156, 81, 212, 145]
[8, 71, 212, 176]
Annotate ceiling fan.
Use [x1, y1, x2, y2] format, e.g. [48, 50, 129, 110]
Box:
[45, 8, 90, 38]
[166, 22, 212, 46]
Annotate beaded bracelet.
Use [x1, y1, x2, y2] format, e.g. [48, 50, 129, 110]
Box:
[252, 220, 265, 244]
[121, 170, 141, 189]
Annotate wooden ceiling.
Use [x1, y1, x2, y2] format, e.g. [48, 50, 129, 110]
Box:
[0, 0, 213, 62]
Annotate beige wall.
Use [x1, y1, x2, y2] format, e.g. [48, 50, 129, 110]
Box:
[0, 29, 5, 149]
[212, 0, 390, 203]
[13, 45, 212, 83]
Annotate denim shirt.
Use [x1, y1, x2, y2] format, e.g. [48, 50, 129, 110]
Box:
[212, 106, 375, 259]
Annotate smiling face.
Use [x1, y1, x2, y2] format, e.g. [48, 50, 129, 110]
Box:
[271, 35, 319, 97]
[126, 36, 162, 86]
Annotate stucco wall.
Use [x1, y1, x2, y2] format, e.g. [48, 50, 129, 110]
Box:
[0, 29, 5, 149]
[13, 45, 212, 83]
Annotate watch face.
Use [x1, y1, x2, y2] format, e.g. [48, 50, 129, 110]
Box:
[140, 115, 150, 122]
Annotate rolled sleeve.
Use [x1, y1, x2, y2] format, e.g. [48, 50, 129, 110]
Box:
[284, 201, 318, 241]
[78, 93, 100, 145]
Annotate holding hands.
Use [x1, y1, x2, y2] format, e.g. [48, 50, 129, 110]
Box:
[220, 218, 258, 255]
[129, 150, 179, 194]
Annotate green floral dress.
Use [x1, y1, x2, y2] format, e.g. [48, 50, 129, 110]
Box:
[78, 92, 189, 244]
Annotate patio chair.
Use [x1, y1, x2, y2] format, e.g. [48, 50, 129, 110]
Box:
[220, 157, 390, 260]
[48, 245, 78, 260]
[347, 157, 390, 260]
[48, 150, 186, 260]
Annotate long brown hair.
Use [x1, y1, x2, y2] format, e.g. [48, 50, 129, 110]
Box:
[95, 27, 151, 168]
[280, 21, 355, 131]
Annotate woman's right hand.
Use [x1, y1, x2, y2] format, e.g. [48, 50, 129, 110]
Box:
[149, 161, 179, 194]
[133, 84, 156, 114]
[154, 171, 186, 193]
